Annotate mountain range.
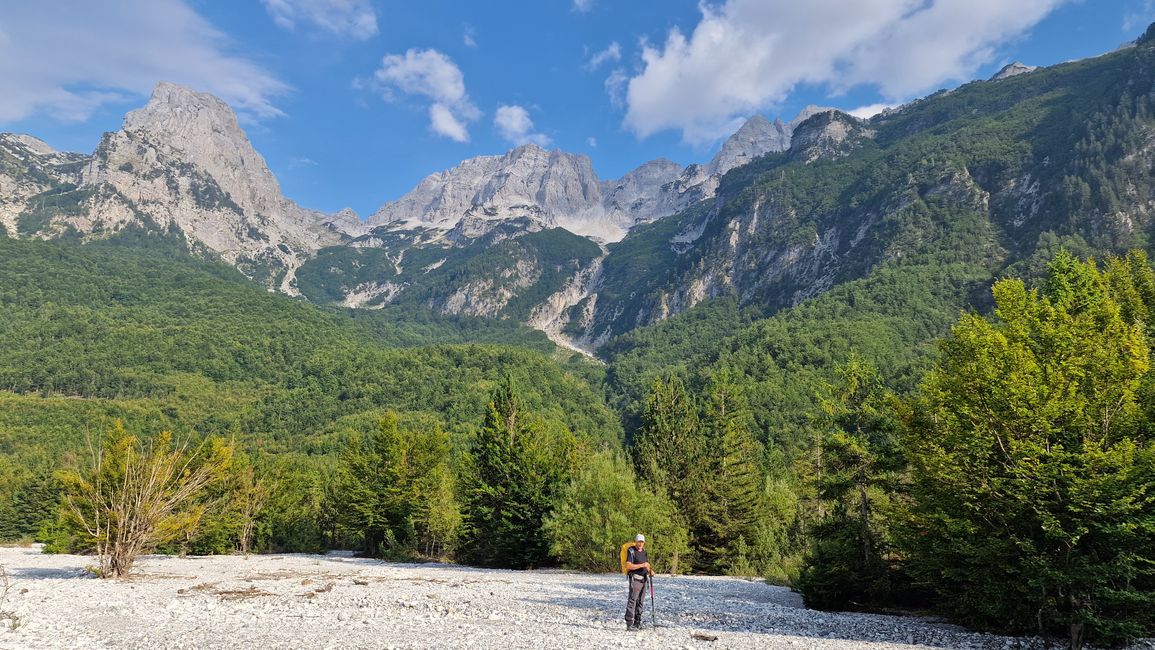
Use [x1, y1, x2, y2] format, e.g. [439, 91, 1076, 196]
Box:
[4, 31, 1155, 356]
[0, 79, 830, 350]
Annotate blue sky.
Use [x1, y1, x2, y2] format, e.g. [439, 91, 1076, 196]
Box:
[0, 0, 1151, 218]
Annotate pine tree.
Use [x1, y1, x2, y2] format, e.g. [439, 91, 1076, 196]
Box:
[334, 412, 457, 557]
[796, 355, 904, 609]
[632, 376, 707, 543]
[697, 375, 765, 572]
[460, 375, 573, 568]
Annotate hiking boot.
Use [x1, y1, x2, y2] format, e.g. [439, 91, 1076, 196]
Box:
[625, 623, 636, 631]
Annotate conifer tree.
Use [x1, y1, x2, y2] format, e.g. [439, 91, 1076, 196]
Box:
[334, 412, 456, 557]
[796, 355, 903, 609]
[697, 375, 765, 572]
[460, 375, 573, 568]
[632, 376, 706, 541]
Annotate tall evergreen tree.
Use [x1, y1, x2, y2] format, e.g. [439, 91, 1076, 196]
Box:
[334, 412, 456, 557]
[796, 355, 904, 609]
[632, 375, 705, 525]
[697, 375, 765, 572]
[460, 375, 574, 568]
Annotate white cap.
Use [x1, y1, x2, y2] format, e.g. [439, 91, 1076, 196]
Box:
[635, 534, 645, 542]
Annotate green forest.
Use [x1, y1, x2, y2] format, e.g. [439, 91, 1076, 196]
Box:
[3, 238, 1152, 647]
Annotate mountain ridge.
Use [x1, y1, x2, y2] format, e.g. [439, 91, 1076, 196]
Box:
[5, 34, 1154, 352]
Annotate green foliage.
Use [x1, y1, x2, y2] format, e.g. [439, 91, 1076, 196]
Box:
[796, 356, 907, 610]
[904, 252, 1155, 647]
[459, 376, 578, 568]
[298, 227, 601, 322]
[4, 27, 1155, 637]
[0, 451, 59, 542]
[0, 236, 620, 556]
[16, 186, 92, 237]
[543, 451, 689, 573]
[252, 453, 332, 554]
[695, 374, 766, 573]
[631, 376, 709, 565]
[332, 412, 459, 558]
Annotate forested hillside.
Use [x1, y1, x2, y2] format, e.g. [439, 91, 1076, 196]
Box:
[582, 33, 1155, 347]
[0, 234, 621, 552]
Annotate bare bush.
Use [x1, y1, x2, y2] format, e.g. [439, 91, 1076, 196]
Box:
[57, 422, 233, 578]
[0, 563, 18, 629]
[236, 466, 268, 557]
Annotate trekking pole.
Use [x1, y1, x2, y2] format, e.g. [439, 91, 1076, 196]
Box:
[648, 573, 657, 628]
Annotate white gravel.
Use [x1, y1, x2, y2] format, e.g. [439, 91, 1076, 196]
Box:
[0, 545, 1140, 650]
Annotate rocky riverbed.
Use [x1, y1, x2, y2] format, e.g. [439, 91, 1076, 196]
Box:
[0, 545, 1142, 649]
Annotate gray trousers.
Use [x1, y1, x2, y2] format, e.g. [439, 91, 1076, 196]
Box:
[625, 574, 647, 624]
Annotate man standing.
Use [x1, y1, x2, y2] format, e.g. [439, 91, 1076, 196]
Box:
[624, 533, 654, 630]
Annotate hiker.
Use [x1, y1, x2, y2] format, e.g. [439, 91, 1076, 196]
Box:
[623, 533, 654, 630]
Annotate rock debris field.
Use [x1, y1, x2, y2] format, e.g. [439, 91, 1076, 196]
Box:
[0, 545, 1148, 650]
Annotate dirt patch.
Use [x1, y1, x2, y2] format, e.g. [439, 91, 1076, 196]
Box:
[213, 586, 274, 601]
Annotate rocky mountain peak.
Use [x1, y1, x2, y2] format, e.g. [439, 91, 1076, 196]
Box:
[600, 158, 686, 227]
[789, 110, 872, 163]
[112, 82, 280, 198]
[323, 208, 367, 237]
[706, 114, 790, 177]
[790, 105, 835, 128]
[1137, 22, 1155, 47]
[368, 143, 611, 239]
[125, 82, 238, 131]
[1, 134, 59, 156]
[57, 82, 350, 292]
[990, 62, 1037, 81]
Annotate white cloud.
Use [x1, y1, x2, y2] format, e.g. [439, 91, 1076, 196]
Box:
[494, 104, 551, 147]
[587, 136, 597, 148]
[586, 42, 621, 70]
[573, 0, 595, 12]
[605, 68, 629, 108]
[373, 49, 480, 141]
[261, 0, 378, 40]
[431, 103, 470, 142]
[0, 0, 288, 124]
[464, 26, 478, 48]
[847, 103, 895, 119]
[624, 0, 1068, 144]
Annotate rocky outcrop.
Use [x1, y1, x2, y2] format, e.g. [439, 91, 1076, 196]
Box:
[3, 83, 358, 292]
[789, 110, 874, 164]
[990, 62, 1037, 81]
[609, 107, 830, 227]
[599, 158, 684, 228]
[527, 250, 609, 355]
[368, 144, 623, 241]
[324, 207, 369, 238]
[706, 114, 790, 177]
[0, 134, 88, 237]
[366, 108, 825, 246]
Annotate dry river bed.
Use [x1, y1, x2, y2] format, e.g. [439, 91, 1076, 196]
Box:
[0, 545, 1150, 649]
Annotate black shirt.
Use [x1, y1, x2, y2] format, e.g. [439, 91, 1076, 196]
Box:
[626, 545, 648, 577]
